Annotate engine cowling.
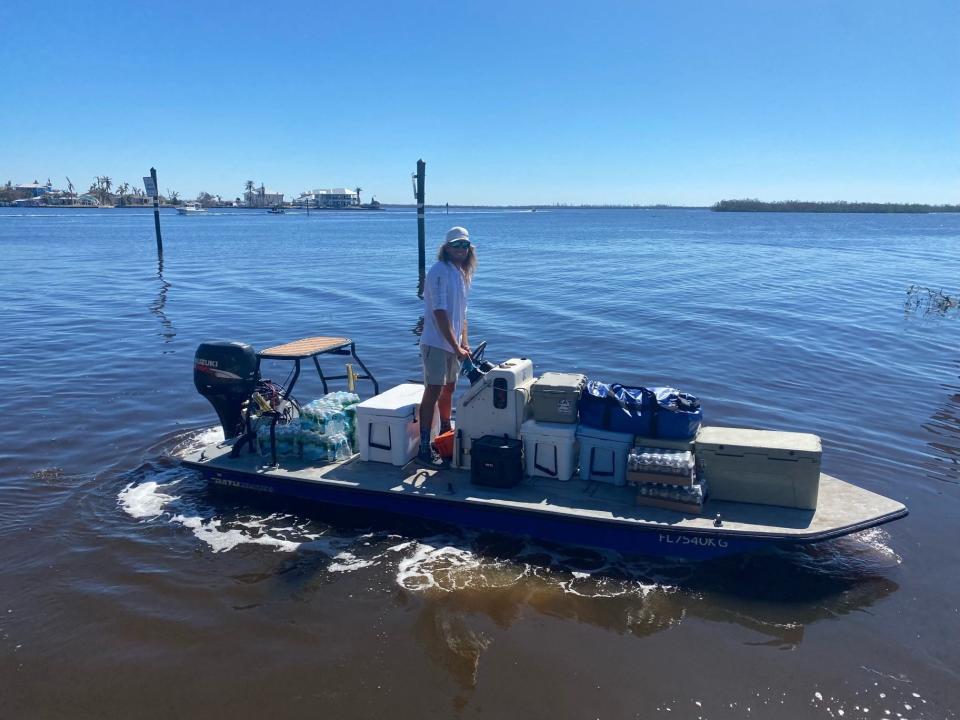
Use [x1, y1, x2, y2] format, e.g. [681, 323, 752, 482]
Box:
[194, 341, 258, 439]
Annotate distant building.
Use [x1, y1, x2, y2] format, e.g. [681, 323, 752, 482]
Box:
[244, 188, 284, 208]
[38, 192, 69, 206]
[37, 192, 99, 207]
[16, 180, 52, 197]
[296, 188, 359, 209]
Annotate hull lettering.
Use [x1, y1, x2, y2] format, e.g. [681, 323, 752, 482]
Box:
[658, 533, 728, 548]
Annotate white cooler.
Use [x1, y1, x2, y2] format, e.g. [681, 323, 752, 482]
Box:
[577, 426, 634, 485]
[521, 419, 578, 481]
[453, 358, 534, 470]
[355, 384, 439, 466]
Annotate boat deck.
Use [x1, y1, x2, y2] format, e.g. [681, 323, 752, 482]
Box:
[183, 441, 907, 542]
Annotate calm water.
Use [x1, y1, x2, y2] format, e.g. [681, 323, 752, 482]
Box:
[1, 207, 957, 719]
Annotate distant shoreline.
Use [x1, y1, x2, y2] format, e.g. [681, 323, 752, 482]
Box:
[4, 201, 959, 214]
[383, 204, 709, 210]
[1, 203, 711, 211]
[712, 199, 960, 214]
[0, 204, 384, 211]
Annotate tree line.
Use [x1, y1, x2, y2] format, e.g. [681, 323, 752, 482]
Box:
[712, 199, 960, 213]
[0, 176, 240, 207]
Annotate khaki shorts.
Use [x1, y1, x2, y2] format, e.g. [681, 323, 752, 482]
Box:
[421, 344, 461, 386]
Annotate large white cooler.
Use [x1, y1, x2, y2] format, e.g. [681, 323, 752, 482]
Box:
[695, 426, 822, 510]
[521, 419, 578, 481]
[355, 384, 439, 466]
[576, 426, 634, 485]
[454, 358, 534, 470]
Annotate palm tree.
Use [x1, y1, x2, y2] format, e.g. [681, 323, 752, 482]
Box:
[90, 176, 108, 204]
[245, 180, 254, 193]
[167, 189, 180, 205]
[90, 176, 114, 205]
[354, 187, 362, 206]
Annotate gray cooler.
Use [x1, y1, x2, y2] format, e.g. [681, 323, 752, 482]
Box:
[695, 426, 822, 510]
[531, 372, 586, 424]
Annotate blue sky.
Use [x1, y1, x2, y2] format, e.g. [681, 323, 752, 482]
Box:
[2, 1, 957, 205]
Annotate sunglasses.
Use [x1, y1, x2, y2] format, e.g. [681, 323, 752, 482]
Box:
[448, 240, 471, 249]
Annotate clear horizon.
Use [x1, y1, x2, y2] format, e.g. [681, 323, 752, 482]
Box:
[2, 1, 957, 206]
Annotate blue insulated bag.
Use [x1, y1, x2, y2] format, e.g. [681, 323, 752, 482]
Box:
[653, 387, 702, 439]
[579, 381, 656, 435]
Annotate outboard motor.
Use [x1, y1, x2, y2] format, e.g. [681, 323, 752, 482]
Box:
[194, 341, 259, 439]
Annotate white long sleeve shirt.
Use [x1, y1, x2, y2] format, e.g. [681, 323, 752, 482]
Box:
[420, 260, 469, 352]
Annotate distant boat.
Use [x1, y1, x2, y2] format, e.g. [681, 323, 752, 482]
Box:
[177, 204, 207, 215]
[267, 205, 285, 214]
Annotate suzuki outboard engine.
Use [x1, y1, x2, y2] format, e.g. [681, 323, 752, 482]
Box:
[194, 341, 258, 439]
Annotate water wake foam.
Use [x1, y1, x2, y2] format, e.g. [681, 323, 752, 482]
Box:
[116, 473, 674, 598]
[171, 426, 224, 458]
[118, 480, 180, 519]
[120, 430, 899, 604]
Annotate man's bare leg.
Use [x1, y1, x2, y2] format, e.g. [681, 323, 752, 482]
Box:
[418, 384, 444, 463]
[437, 381, 456, 432]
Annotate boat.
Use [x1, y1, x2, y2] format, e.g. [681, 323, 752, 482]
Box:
[182, 337, 908, 560]
[267, 205, 285, 214]
[178, 204, 207, 215]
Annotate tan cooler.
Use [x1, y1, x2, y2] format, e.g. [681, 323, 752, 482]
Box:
[695, 426, 822, 510]
[531, 372, 586, 424]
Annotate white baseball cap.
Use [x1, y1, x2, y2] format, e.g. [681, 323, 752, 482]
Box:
[445, 226, 471, 245]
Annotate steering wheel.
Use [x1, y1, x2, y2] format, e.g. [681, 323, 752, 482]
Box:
[469, 340, 487, 364]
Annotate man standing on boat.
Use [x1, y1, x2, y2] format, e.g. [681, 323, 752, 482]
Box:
[418, 226, 477, 465]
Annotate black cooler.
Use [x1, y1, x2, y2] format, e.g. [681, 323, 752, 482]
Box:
[470, 435, 524, 488]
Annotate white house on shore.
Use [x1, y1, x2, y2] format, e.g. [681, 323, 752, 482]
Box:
[296, 188, 359, 209]
[16, 180, 53, 197]
[14, 192, 99, 207]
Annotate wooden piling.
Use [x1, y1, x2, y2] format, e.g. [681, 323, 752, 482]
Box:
[415, 159, 426, 297]
[150, 167, 163, 259]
